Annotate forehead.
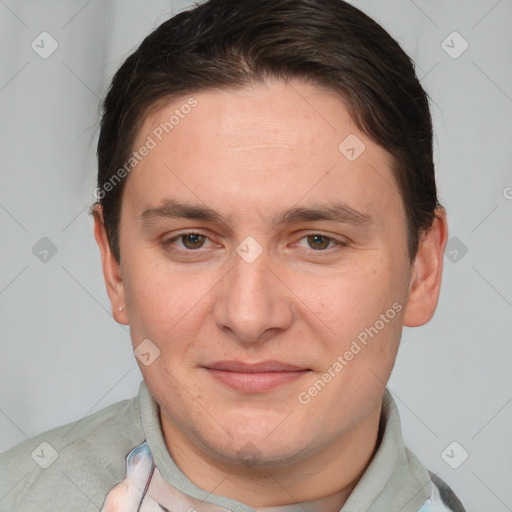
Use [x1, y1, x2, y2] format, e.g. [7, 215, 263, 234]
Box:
[141, 80, 358, 154]
[125, 80, 402, 228]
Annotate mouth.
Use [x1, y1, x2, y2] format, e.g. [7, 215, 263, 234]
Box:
[202, 360, 311, 392]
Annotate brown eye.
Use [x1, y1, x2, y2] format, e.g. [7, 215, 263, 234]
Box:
[180, 233, 206, 249]
[307, 234, 332, 250]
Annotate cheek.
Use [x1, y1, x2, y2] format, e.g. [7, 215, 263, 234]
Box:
[121, 251, 188, 341]
[122, 248, 222, 364]
[297, 261, 399, 335]
[296, 258, 406, 385]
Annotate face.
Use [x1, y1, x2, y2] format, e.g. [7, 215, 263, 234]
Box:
[96, 79, 442, 470]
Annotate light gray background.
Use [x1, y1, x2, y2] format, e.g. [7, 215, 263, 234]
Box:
[0, 1, 511, 510]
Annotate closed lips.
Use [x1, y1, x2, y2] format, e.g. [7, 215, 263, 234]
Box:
[203, 361, 309, 372]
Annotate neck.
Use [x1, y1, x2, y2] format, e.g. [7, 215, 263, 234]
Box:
[160, 403, 383, 511]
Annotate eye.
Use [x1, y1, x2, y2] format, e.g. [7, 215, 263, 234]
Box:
[161, 231, 346, 255]
[297, 233, 344, 251]
[163, 231, 213, 251]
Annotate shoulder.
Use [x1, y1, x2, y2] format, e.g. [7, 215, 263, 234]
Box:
[401, 445, 466, 512]
[419, 471, 467, 512]
[0, 393, 145, 512]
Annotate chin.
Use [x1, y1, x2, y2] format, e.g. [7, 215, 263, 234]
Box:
[212, 440, 313, 470]
[194, 421, 317, 469]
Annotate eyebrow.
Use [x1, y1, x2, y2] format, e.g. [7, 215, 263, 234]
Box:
[139, 198, 372, 227]
[272, 203, 372, 226]
[140, 199, 229, 226]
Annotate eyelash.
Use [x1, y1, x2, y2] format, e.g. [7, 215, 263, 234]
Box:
[161, 230, 347, 254]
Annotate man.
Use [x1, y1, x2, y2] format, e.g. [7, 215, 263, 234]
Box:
[0, 0, 466, 510]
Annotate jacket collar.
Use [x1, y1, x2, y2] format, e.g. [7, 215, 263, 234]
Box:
[139, 382, 431, 512]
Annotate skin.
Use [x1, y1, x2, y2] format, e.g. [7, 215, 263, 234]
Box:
[95, 79, 448, 510]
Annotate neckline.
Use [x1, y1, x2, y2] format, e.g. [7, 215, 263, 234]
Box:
[138, 381, 431, 511]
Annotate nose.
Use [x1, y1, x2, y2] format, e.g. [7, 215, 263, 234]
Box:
[213, 242, 294, 345]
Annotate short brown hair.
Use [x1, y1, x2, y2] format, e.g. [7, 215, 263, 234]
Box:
[94, 0, 440, 262]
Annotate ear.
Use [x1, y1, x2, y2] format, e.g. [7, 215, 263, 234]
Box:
[93, 206, 129, 325]
[403, 208, 448, 327]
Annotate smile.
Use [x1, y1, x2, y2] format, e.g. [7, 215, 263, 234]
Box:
[202, 360, 311, 392]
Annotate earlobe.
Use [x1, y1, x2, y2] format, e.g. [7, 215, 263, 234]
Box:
[403, 208, 448, 327]
[93, 206, 129, 325]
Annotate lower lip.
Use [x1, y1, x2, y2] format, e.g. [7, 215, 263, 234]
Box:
[205, 369, 309, 392]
